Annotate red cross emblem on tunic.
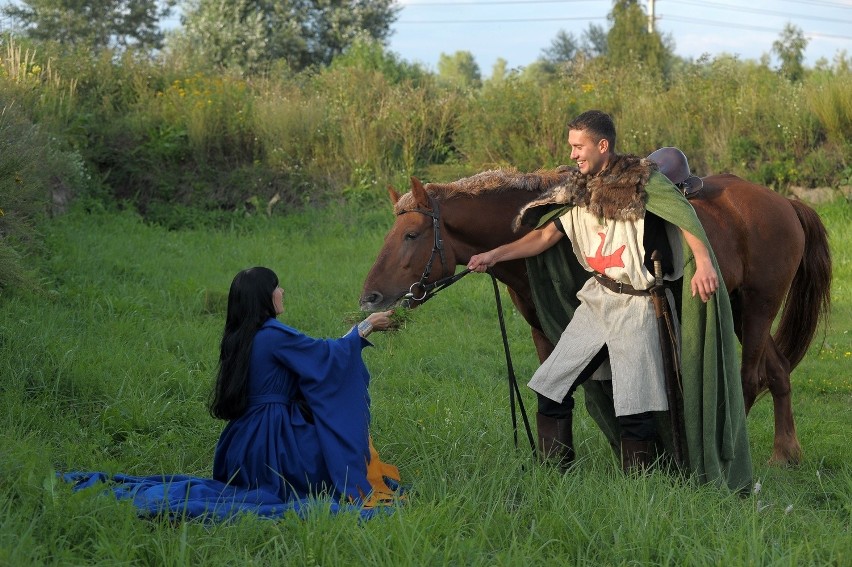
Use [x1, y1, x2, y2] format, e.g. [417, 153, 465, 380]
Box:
[586, 232, 626, 273]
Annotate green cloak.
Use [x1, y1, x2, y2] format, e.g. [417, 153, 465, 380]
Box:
[524, 170, 753, 492]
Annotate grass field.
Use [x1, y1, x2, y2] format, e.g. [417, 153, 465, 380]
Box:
[0, 199, 849, 565]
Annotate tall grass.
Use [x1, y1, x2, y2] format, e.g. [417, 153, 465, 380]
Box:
[0, 37, 77, 125]
[806, 71, 852, 146]
[454, 74, 579, 170]
[0, 199, 849, 565]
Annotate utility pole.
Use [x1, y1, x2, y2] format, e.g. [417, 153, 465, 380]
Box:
[648, 0, 656, 33]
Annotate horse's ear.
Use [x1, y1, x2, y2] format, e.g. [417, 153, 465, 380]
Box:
[410, 176, 429, 208]
[387, 185, 401, 205]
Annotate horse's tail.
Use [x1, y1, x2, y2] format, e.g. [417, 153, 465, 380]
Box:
[773, 199, 832, 369]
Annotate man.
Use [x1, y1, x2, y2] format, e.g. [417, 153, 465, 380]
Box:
[468, 110, 752, 491]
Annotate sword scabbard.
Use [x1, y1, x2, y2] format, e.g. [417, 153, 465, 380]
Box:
[650, 250, 686, 467]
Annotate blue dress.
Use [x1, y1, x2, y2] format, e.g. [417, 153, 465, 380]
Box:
[63, 319, 401, 520]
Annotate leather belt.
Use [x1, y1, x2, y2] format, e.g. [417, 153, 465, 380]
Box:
[593, 272, 651, 297]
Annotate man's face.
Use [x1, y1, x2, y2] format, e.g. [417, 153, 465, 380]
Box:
[568, 128, 609, 175]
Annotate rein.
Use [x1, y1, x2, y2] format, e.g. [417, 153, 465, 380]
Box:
[488, 270, 537, 456]
[397, 197, 537, 456]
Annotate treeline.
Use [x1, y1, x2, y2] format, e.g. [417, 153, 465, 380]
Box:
[0, 32, 850, 289]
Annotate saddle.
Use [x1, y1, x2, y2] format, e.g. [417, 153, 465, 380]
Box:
[648, 147, 703, 199]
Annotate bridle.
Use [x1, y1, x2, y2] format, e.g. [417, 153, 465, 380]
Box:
[398, 194, 471, 307]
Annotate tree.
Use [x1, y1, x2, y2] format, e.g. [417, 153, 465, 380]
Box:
[489, 57, 508, 83]
[542, 29, 578, 64]
[536, 23, 607, 78]
[606, 0, 673, 75]
[772, 23, 808, 81]
[171, 0, 268, 72]
[437, 50, 481, 89]
[176, 0, 399, 72]
[581, 23, 608, 58]
[519, 58, 558, 85]
[330, 37, 426, 84]
[1, 0, 175, 51]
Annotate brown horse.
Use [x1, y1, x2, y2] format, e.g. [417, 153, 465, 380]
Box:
[360, 169, 832, 465]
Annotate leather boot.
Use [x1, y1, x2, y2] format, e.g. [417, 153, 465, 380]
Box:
[620, 438, 655, 473]
[536, 413, 575, 472]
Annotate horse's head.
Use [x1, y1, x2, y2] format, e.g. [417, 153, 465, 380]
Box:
[360, 177, 457, 311]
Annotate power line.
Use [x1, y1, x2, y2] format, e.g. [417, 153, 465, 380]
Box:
[776, 0, 852, 8]
[395, 1, 851, 40]
[663, 15, 852, 40]
[403, 1, 604, 5]
[673, 0, 852, 25]
[402, 0, 851, 6]
[396, 16, 606, 25]
[395, 13, 851, 40]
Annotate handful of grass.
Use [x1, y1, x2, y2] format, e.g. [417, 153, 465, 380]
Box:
[342, 307, 414, 331]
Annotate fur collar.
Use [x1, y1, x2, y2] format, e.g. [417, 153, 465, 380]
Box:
[514, 154, 656, 230]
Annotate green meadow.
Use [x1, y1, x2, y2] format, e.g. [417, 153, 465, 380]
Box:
[1, 12, 850, 565]
[0, 198, 849, 566]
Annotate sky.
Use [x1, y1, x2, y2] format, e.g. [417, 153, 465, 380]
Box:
[386, 0, 852, 73]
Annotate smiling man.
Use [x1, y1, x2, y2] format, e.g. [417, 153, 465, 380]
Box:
[467, 110, 752, 491]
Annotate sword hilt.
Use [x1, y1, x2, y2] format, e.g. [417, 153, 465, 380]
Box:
[652, 250, 663, 287]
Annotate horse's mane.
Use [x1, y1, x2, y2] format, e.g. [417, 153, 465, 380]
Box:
[394, 167, 572, 213]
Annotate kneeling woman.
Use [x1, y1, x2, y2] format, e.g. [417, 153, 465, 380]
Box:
[64, 266, 401, 520]
[211, 266, 399, 508]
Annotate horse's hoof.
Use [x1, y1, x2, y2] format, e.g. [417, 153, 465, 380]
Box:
[767, 451, 802, 467]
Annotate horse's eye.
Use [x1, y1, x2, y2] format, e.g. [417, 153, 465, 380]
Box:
[405, 232, 418, 240]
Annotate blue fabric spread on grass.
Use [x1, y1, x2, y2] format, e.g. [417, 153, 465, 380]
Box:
[62, 319, 400, 521]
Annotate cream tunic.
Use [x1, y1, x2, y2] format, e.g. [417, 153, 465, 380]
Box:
[527, 206, 683, 416]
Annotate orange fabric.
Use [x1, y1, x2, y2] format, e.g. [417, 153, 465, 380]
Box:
[361, 437, 402, 508]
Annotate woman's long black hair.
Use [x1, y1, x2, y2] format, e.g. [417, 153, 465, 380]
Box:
[209, 267, 279, 420]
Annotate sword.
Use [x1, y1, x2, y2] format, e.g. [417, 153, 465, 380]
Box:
[649, 250, 686, 468]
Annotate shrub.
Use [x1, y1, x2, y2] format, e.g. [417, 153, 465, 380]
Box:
[0, 38, 91, 294]
[0, 101, 81, 291]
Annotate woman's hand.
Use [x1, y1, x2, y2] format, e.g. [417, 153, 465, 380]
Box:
[366, 309, 395, 331]
[358, 309, 395, 337]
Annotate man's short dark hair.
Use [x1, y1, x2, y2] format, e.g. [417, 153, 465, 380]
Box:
[568, 110, 616, 152]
